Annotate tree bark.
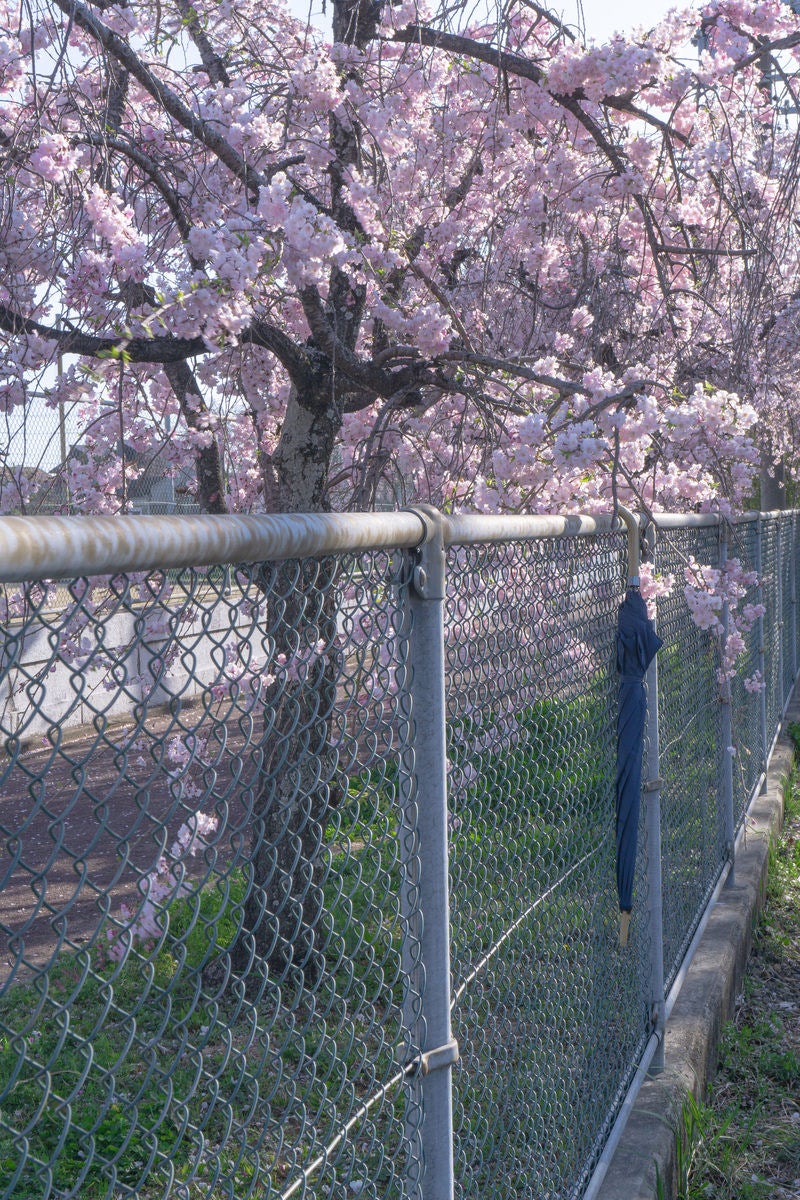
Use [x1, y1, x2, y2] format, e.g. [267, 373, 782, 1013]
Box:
[223, 379, 345, 988]
[261, 384, 342, 514]
[760, 448, 785, 511]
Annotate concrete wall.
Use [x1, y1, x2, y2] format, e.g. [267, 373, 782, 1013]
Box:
[0, 595, 262, 742]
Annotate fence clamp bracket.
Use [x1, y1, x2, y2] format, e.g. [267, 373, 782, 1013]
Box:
[406, 504, 447, 600]
[412, 551, 445, 600]
[419, 1037, 460, 1076]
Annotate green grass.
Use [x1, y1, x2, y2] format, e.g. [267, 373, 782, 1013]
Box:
[445, 689, 650, 1199]
[0, 688, 627, 1200]
[681, 755, 800, 1199]
[0, 879, 245, 1198]
[0, 834, 410, 1200]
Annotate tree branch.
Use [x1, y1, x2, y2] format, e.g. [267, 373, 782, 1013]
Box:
[52, 0, 298, 195]
[656, 244, 756, 257]
[174, 0, 231, 87]
[519, 0, 577, 42]
[391, 24, 689, 142]
[0, 301, 208, 362]
[720, 28, 800, 77]
[299, 285, 386, 392]
[244, 319, 321, 385]
[434, 350, 582, 393]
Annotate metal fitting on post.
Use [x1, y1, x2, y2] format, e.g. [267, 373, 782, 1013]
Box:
[419, 1038, 460, 1077]
[406, 504, 447, 602]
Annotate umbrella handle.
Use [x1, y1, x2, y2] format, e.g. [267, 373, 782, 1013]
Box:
[616, 504, 640, 588]
[619, 910, 632, 948]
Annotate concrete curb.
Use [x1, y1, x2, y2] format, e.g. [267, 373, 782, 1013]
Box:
[596, 693, 799, 1200]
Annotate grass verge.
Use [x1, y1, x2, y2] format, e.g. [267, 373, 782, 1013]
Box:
[680, 727, 800, 1200]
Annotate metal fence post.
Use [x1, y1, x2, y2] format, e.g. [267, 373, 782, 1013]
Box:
[398, 551, 423, 1200]
[719, 525, 735, 880]
[643, 522, 665, 1075]
[756, 516, 769, 794]
[404, 505, 457, 1200]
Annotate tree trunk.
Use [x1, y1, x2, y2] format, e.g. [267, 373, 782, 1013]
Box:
[760, 448, 785, 511]
[262, 383, 343, 513]
[224, 382, 344, 989]
[218, 0, 374, 991]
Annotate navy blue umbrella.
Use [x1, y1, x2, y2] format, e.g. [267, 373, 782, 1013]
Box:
[616, 587, 662, 947]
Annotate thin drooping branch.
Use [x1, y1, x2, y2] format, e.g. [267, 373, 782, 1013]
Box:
[559, 97, 679, 330]
[51, 0, 301, 195]
[520, 0, 577, 42]
[163, 359, 228, 514]
[77, 134, 197, 253]
[655, 244, 756, 257]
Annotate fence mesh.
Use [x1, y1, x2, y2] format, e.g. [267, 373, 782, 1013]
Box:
[781, 516, 796, 701]
[763, 520, 783, 741]
[727, 520, 762, 832]
[443, 533, 650, 1199]
[1, 510, 799, 1200]
[0, 551, 422, 1200]
[654, 525, 724, 992]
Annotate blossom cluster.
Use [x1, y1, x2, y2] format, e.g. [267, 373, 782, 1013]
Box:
[106, 807, 218, 961]
[683, 554, 766, 686]
[2, 0, 800, 676]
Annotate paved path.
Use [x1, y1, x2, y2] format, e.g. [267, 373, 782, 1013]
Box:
[0, 706, 253, 982]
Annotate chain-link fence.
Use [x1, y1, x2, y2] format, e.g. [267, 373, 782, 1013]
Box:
[0, 508, 797, 1200]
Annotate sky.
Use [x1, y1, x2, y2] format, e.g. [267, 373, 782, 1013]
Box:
[575, 0, 683, 39]
[285, 0, 695, 40]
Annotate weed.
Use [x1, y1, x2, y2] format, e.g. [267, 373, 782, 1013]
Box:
[686, 745, 800, 1198]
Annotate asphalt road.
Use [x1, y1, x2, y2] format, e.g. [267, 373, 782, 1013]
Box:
[0, 705, 256, 983]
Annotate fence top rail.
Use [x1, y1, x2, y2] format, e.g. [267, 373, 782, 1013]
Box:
[0, 508, 796, 583]
[0, 512, 426, 583]
[442, 511, 618, 545]
[651, 512, 763, 530]
[656, 510, 800, 529]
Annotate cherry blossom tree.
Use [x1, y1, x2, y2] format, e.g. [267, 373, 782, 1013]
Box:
[3, 0, 800, 975]
[2, 0, 800, 520]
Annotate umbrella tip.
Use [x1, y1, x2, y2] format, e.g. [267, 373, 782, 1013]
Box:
[619, 910, 632, 948]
